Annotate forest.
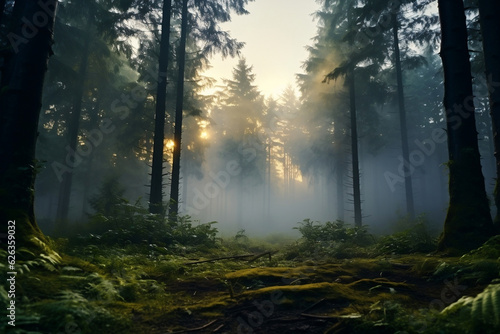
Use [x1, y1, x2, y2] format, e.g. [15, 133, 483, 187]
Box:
[0, 0, 500, 333]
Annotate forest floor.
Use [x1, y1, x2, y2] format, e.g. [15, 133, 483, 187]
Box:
[2, 232, 500, 334]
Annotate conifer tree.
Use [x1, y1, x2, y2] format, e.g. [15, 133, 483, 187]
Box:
[0, 0, 58, 253]
[437, 0, 495, 253]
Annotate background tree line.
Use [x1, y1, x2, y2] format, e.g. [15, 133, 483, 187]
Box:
[0, 0, 499, 254]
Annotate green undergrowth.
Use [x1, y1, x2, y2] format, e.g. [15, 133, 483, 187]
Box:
[1, 216, 499, 333]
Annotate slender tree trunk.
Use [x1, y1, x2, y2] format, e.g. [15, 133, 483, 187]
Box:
[55, 8, 93, 227]
[149, 0, 172, 214]
[267, 139, 271, 219]
[348, 65, 362, 227]
[336, 159, 345, 221]
[182, 172, 187, 212]
[0, 0, 58, 253]
[392, 12, 415, 221]
[478, 0, 500, 230]
[80, 100, 100, 220]
[168, 0, 188, 216]
[437, 0, 495, 253]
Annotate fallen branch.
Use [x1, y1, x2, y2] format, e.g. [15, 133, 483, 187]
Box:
[184, 251, 276, 265]
[184, 254, 255, 265]
[247, 251, 276, 263]
[211, 324, 225, 332]
[300, 313, 339, 320]
[168, 319, 218, 333]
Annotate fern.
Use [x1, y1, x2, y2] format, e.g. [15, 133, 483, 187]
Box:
[84, 273, 122, 301]
[35, 290, 125, 333]
[442, 283, 500, 331]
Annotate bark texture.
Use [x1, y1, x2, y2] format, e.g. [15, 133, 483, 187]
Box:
[0, 0, 58, 253]
[149, 0, 172, 215]
[478, 0, 500, 230]
[168, 0, 188, 216]
[437, 0, 494, 253]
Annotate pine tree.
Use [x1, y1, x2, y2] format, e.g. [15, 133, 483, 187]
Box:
[0, 0, 58, 253]
[478, 0, 500, 230]
[437, 0, 495, 253]
[149, 0, 172, 215]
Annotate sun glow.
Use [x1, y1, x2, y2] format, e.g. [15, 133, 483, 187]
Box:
[165, 139, 175, 150]
[200, 131, 209, 140]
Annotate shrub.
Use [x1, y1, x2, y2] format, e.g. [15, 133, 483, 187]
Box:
[289, 219, 374, 259]
[375, 222, 437, 255]
[73, 179, 219, 251]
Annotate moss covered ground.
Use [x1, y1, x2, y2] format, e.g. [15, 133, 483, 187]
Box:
[1, 231, 500, 333]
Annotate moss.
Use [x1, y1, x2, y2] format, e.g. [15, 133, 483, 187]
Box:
[439, 154, 494, 254]
[461, 235, 500, 260]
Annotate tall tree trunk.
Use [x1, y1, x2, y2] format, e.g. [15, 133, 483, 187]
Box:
[336, 158, 345, 221]
[55, 7, 93, 227]
[478, 0, 500, 231]
[80, 100, 100, 220]
[437, 0, 495, 253]
[0, 0, 58, 254]
[168, 0, 188, 216]
[392, 12, 415, 221]
[149, 0, 172, 214]
[266, 139, 271, 219]
[348, 64, 362, 227]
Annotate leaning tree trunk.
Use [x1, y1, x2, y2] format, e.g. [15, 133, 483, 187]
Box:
[392, 11, 415, 221]
[437, 0, 495, 253]
[478, 0, 500, 231]
[168, 0, 188, 216]
[149, 0, 172, 215]
[0, 0, 58, 254]
[348, 64, 362, 228]
[55, 8, 93, 228]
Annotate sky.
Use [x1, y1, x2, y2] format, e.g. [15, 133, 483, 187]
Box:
[202, 0, 321, 99]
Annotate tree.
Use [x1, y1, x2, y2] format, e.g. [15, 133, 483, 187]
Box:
[356, 0, 438, 221]
[168, 0, 188, 216]
[436, 0, 495, 253]
[51, 0, 139, 225]
[391, 6, 414, 220]
[211, 58, 265, 226]
[478, 0, 500, 229]
[55, 3, 94, 225]
[149, 0, 172, 215]
[346, 62, 362, 227]
[153, 0, 253, 215]
[322, 2, 383, 227]
[0, 0, 58, 253]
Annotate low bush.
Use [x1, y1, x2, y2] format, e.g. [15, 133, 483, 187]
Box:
[286, 219, 375, 259]
[375, 222, 437, 255]
[70, 178, 219, 252]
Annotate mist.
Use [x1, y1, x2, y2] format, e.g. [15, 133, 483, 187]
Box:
[27, 0, 497, 242]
